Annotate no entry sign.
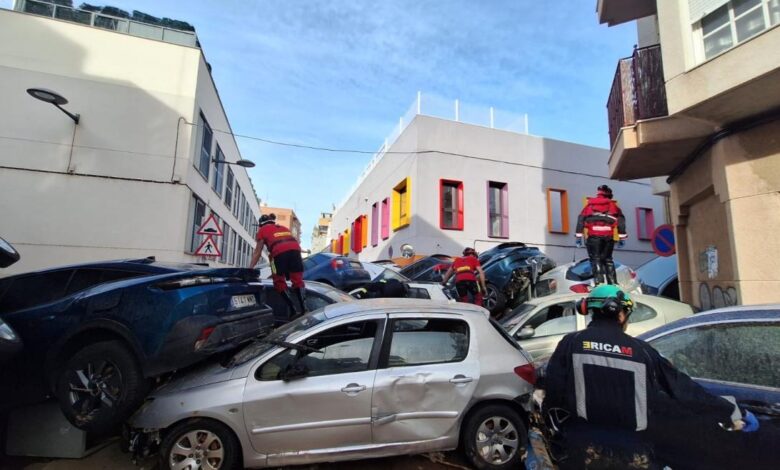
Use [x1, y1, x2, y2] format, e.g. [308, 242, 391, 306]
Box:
[651, 224, 676, 257]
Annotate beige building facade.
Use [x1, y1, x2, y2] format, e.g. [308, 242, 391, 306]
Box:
[310, 212, 333, 253]
[261, 207, 302, 242]
[597, 0, 780, 309]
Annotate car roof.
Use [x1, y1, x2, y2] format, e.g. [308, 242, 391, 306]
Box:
[638, 304, 780, 340]
[0, 258, 200, 278]
[319, 297, 486, 319]
[522, 291, 677, 306]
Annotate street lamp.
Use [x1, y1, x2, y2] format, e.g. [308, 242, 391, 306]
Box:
[26, 88, 80, 124]
[212, 157, 255, 168]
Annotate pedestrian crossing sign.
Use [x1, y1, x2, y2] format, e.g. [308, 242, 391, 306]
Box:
[194, 235, 221, 257]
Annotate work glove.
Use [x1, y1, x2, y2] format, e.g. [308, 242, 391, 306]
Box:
[575, 237, 583, 248]
[617, 240, 625, 248]
[741, 411, 760, 432]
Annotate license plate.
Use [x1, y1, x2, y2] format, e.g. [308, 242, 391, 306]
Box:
[231, 294, 257, 309]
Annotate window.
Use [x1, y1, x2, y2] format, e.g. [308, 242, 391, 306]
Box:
[371, 202, 379, 246]
[238, 194, 245, 229]
[627, 302, 658, 324]
[232, 183, 241, 218]
[257, 320, 380, 380]
[440, 179, 464, 230]
[219, 221, 228, 263]
[195, 112, 212, 180]
[381, 197, 390, 240]
[226, 228, 235, 265]
[361, 215, 368, 248]
[698, 0, 779, 61]
[0, 270, 74, 313]
[189, 195, 207, 252]
[636, 208, 655, 240]
[651, 323, 780, 388]
[343, 229, 350, 255]
[519, 302, 577, 338]
[224, 169, 234, 210]
[212, 145, 225, 196]
[351, 220, 361, 254]
[546, 189, 569, 234]
[488, 181, 509, 238]
[392, 177, 410, 230]
[386, 318, 469, 367]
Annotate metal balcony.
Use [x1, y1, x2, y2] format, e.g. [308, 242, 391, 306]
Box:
[607, 45, 668, 149]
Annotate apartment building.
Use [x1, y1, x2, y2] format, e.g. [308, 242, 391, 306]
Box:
[331, 113, 665, 268]
[310, 212, 333, 253]
[260, 206, 302, 242]
[597, 0, 780, 308]
[0, 1, 260, 275]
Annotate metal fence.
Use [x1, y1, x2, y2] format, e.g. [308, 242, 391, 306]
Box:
[607, 45, 668, 148]
[15, 0, 198, 47]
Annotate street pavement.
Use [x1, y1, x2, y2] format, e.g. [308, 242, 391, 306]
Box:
[1, 441, 474, 470]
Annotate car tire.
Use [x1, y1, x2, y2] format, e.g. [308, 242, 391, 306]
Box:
[54, 340, 148, 435]
[463, 404, 526, 470]
[484, 284, 507, 315]
[160, 419, 241, 470]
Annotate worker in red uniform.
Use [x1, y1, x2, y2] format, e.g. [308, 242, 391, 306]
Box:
[575, 185, 626, 285]
[441, 247, 487, 306]
[249, 213, 306, 317]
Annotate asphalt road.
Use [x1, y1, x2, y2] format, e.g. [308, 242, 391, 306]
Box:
[1, 441, 475, 470]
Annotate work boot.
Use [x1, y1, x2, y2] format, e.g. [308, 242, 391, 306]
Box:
[292, 287, 308, 316]
[605, 260, 618, 285]
[592, 261, 606, 285]
[281, 291, 298, 320]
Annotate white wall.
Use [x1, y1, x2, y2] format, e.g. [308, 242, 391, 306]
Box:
[332, 116, 665, 268]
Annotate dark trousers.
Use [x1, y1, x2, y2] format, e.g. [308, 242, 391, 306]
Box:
[585, 237, 617, 285]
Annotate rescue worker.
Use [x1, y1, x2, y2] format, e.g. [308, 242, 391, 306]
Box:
[575, 185, 626, 285]
[249, 213, 307, 317]
[441, 247, 487, 306]
[544, 285, 759, 469]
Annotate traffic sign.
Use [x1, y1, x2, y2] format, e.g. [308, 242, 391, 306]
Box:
[651, 224, 676, 257]
[197, 213, 223, 236]
[194, 236, 221, 257]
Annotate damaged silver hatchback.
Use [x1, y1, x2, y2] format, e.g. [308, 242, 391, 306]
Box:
[129, 298, 537, 469]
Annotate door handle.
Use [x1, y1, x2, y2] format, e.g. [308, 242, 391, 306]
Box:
[449, 375, 473, 384]
[341, 383, 367, 394]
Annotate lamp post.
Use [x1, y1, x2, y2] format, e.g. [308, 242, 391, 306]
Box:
[26, 88, 80, 124]
[212, 157, 255, 168]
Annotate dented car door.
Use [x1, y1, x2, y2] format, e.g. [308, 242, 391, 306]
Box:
[371, 313, 479, 445]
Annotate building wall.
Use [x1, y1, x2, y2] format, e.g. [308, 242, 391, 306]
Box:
[0, 9, 258, 275]
[261, 207, 301, 241]
[332, 116, 665, 267]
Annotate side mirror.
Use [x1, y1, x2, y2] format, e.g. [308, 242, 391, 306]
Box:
[517, 325, 535, 340]
[0, 237, 20, 268]
[281, 361, 309, 381]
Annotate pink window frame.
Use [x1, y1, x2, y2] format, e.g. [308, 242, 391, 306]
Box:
[487, 181, 509, 238]
[636, 207, 655, 240]
[371, 203, 379, 246]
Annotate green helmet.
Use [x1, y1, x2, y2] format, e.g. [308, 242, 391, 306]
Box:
[586, 284, 634, 315]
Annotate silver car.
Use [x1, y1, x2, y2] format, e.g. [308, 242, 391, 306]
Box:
[534, 259, 641, 297]
[130, 298, 537, 469]
[499, 293, 694, 359]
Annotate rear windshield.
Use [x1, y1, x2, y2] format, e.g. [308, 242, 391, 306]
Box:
[489, 318, 522, 352]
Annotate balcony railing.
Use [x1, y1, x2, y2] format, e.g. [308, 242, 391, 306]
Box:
[15, 0, 198, 48]
[607, 45, 668, 148]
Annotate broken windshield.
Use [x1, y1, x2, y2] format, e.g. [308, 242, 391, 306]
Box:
[227, 311, 328, 366]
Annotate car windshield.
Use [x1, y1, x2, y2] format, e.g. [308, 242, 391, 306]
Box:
[636, 255, 677, 288]
[375, 268, 410, 283]
[569, 259, 624, 279]
[228, 311, 328, 366]
[499, 303, 536, 330]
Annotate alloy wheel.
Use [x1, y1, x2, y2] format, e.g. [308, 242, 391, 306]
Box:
[169, 430, 225, 470]
[484, 286, 498, 310]
[66, 360, 123, 419]
[475, 416, 519, 465]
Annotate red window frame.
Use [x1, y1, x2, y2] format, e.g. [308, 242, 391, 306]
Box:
[439, 179, 464, 230]
[636, 207, 655, 240]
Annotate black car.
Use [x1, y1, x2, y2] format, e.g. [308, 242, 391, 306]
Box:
[254, 279, 354, 325]
[398, 254, 454, 282]
[638, 307, 780, 469]
[0, 258, 273, 433]
[302, 253, 371, 291]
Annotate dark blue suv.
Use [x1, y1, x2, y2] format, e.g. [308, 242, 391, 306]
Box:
[302, 253, 371, 291]
[0, 257, 273, 434]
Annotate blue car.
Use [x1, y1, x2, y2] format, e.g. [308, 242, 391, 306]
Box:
[302, 253, 371, 291]
[638, 306, 780, 469]
[0, 257, 273, 434]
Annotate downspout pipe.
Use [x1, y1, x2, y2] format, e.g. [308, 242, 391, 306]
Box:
[667, 107, 780, 184]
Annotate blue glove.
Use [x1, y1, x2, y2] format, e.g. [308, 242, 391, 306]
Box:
[742, 410, 759, 432]
[617, 240, 625, 248]
[575, 237, 583, 248]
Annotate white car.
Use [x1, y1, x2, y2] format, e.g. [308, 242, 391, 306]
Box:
[499, 292, 694, 359]
[533, 259, 641, 297]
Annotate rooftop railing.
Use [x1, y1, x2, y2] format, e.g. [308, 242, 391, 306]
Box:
[607, 45, 668, 148]
[15, 0, 198, 47]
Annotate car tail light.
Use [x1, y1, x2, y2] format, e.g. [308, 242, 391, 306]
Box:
[630, 269, 637, 279]
[330, 259, 345, 270]
[570, 284, 590, 293]
[156, 276, 232, 290]
[194, 326, 215, 351]
[514, 364, 537, 385]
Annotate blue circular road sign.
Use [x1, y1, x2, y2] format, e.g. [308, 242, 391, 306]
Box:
[651, 224, 676, 257]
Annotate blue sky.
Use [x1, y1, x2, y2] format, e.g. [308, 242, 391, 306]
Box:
[5, 0, 637, 247]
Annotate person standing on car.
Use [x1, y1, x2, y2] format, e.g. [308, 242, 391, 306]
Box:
[575, 184, 626, 285]
[249, 213, 307, 316]
[441, 247, 488, 306]
[543, 285, 759, 469]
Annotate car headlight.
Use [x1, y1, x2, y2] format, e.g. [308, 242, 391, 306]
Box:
[0, 322, 18, 341]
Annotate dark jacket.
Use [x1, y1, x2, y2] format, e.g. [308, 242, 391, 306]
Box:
[545, 318, 735, 432]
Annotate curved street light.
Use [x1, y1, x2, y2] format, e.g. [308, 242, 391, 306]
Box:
[26, 88, 80, 124]
[212, 158, 255, 168]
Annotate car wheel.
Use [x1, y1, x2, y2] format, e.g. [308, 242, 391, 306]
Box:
[484, 284, 507, 315]
[54, 340, 148, 435]
[160, 419, 241, 470]
[463, 404, 526, 470]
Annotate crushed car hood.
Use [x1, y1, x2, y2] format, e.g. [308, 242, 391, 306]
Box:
[153, 359, 237, 395]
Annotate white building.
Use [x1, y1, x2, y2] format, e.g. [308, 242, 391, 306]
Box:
[0, 2, 260, 275]
[331, 107, 666, 268]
